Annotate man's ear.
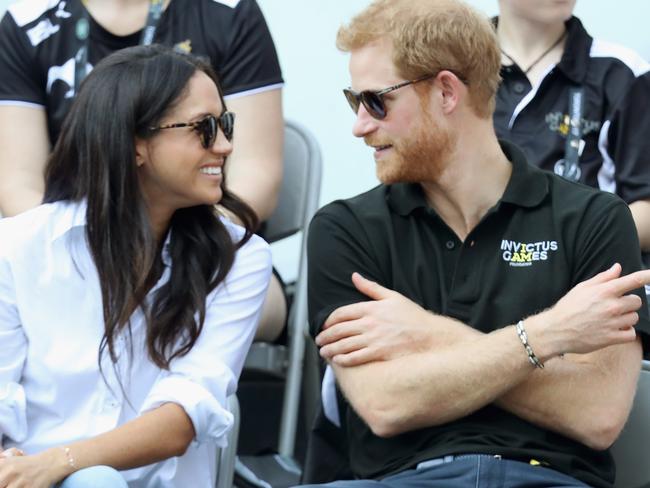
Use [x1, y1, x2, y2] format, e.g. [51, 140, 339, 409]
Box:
[134, 137, 148, 167]
[437, 70, 464, 115]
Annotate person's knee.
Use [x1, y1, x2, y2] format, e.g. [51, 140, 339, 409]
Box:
[58, 465, 128, 488]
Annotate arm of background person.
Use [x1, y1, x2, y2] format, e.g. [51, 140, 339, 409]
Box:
[0, 105, 49, 217]
[224, 88, 283, 222]
[629, 200, 650, 251]
[603, 70, 650, 251]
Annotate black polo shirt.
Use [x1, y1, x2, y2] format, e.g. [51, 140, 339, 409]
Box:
[307, 142, 650, 488]
[494, 16, 650, 204]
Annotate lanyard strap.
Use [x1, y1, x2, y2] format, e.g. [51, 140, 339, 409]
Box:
[74, 0, 164, 93]
[561, 87, 584, 181]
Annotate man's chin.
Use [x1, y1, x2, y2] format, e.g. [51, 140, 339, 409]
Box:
[375, 164, 399, 184]
[376, 169, 407, 185]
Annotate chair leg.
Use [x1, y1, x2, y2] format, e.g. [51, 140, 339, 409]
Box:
[216, 395, 240, 488]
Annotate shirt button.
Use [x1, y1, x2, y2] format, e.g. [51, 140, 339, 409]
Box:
[445, 240, 455, 250]
[513, 82, 526, 94]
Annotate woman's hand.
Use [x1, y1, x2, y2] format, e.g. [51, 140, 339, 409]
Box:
[0, 448, 69, 488]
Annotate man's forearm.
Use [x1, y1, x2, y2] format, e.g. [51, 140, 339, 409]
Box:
[495, 339, 642, 450]
[333, 323, 542, 437]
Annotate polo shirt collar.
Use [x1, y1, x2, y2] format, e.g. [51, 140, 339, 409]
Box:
[387, 181, 428, 217]
[556, 16, 593, 84]
[498, 140, 549, 208]
[387, 140, 548, 216]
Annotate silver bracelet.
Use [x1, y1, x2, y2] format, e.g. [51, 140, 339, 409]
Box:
[61, 446, 76, 470]
[515, 320, 544, 369]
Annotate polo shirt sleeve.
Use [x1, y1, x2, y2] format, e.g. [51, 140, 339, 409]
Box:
[602, 71, 650, 204]
[217, 0, 283, 97]
[572, 194, 650, 351]
[139, 233, 271, 446]
[307, 203, 387, 338]
[0, 226, 29, 445]
[0, 11, 45, 106]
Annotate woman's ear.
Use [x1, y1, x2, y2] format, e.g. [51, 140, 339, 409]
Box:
[134, 137, 148, 167]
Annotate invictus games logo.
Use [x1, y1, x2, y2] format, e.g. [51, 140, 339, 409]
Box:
[501, 240, 558, 267]
[545, 112, 600, 137]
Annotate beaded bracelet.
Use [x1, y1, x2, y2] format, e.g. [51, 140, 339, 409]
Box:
[515, 320, 544, 369]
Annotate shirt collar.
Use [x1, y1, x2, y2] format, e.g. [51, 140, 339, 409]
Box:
[498, 140, 549, 208]
[387, 140, 549, 216]
[556, 16, 593, 84]
[386, 182, 429, 217]
[51, 199, 88, 242]
[50, 198, 173, 268]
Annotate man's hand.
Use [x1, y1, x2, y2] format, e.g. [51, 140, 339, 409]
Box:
[530, 263, 649, 358]
[316, 273, 476, 366]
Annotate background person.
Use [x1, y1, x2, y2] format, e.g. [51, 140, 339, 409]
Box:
[494, 0, 650, 251]
[306, 1, 650, 487]
[0, 44, 271, 488]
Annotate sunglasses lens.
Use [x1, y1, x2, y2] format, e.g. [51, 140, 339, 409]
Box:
[361, 92, 386, 119]
[343, 89, 361, 114]
[220, 112, 234, 142]
[195, 116, 217, 148]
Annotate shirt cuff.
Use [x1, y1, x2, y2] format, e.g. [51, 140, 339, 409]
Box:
[0, 382, 27, 443]
[139, 374, 233, 447]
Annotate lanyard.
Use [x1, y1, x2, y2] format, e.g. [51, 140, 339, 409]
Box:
[561, 87, 584, 181]
[74, 0, 165, 93]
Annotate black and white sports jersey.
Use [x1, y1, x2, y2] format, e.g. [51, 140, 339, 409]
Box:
[0, 0, 283, 145]
[494, 16, 650, 204]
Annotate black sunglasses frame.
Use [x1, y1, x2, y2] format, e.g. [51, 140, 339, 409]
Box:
[150, 111, 235, 148]
[343, 71, 467, 120]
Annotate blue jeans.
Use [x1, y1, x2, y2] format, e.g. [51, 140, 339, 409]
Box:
[57, 465, 128, 488]
[297, 454, 589, 488]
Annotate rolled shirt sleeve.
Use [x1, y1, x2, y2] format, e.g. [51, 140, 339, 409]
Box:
[0, 246, 28, 445]
[140, 230, 272, 446]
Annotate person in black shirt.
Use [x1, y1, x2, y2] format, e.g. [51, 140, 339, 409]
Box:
[494, 0, 650, 252]
[305, 0, 650, 487]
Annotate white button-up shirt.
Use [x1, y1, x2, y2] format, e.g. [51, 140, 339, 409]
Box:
[0, 200, 272, 487]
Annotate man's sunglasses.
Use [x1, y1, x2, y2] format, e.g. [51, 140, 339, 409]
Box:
[343, 71, 467, 120]
[150, 112, 235, 148]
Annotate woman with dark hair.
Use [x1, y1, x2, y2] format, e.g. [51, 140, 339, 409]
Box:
[0, 44, 271, 487]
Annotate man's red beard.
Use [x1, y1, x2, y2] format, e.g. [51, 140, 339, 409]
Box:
[366, 113, 456, 185]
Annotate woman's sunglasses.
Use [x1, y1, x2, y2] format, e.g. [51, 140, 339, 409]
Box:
[343, 71, 467, 120]
[151, 112, 235, 148]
